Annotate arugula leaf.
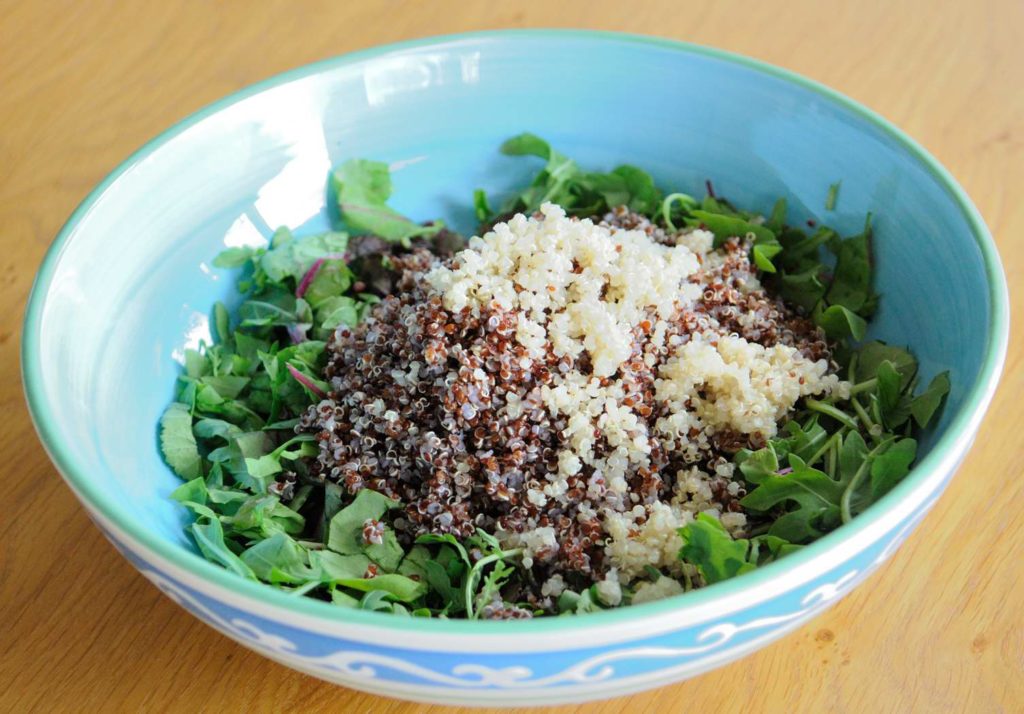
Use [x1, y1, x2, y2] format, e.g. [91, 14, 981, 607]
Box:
[774, 418, 829, 463]
[815, 304, 868, 341]
[826, 227, 876, 315]
[779, 266, 827, 312]
[678, 513, 755, 584]
[740, 457, 843, 542]
[855, 341, 918, 387]
[422, 558, 464, 613]
[331, 159, 441, 245]
[837, 431, 869, 486]
[870, 438, 917, 498]
[736, 444, 780, 485]
[609, 165, 661, 215]
[910, 371, 951, 428]
[472, 561, 516, 616]
[159, 402, 202, 479]
[415, 532, 471, 565]
[497, 133, 661, 218]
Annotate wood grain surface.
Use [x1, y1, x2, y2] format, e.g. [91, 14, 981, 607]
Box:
[2, 2, 1021, 712]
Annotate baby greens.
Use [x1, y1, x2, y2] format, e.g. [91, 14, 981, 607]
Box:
[159, 135, 950, 617]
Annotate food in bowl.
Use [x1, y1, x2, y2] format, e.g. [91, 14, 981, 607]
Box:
[159, 133, 950, 619]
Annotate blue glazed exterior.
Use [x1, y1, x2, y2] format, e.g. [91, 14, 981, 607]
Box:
[23, 32, 1007, 706]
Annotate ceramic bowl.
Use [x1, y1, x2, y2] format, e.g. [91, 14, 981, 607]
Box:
[22, 31, 1008, 706]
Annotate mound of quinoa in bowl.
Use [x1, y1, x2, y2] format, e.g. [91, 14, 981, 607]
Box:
[298, 203, 847, 609]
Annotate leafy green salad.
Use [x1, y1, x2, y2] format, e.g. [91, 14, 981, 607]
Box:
[159, 134, 950, 618]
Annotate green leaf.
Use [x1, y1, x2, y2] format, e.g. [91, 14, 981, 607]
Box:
[331, 588, 360, 608]
[183, 349, 208, 379]
[500, 134, 580, 213]
[170, 477, 208, 506]
[225, 494, 305, 538]
[415, 533, 471, 566]
[875, 360, 902, 413]
[422, 559, 464, 612]
[317, 551, 372, 581]
[870, 438, 917, 498]
[473, 188, 492, 223]
[213, 246, 258, 269]
[736, 444, 779, 485]
[240, 533, 317, 583]
[826, 229, 875, 315]
[689, 210, 777, 246]
[327, 489, 401, 555]
[260, 230, 349, 284]
[331, 159, 440, 245]
[183, 502, 255, 579]
[766, 198, 787, 233]
[303, 259, 354, 308]
[472, 561, 516, 616]
[334, 574, 427, 603]
[678, 513, 755, 585]
[397, 544, 432, 581]
[364, 527, 404, 573]
[740, 459, 843, 542]
[815, 304, 868, 341]
[910, 371, 951, 428]
[200, 375, 249, 400]
[501, 133, 552, 158]
[855, 341, 917, 388]
[752, 242, 783, 273]
[213, 302, 232, 347]
[779, 266, 827, 312]
[611, 165, 661, 214]
[776, 418, 829, 463]
[193, 418, 243, 442]
[316, 295, 361, 334]
[838, 431, 869, 486]
[159, 402, 202, 479]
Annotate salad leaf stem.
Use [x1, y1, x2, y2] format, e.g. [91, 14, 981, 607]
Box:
[839, 436, 897, 522]
[826, 438, 838, 480]
[805, 431, 842, 469]
[850, 397, 877, 434]
[804, 399, 859, 430]
[661, 192, 697, 231]
[848, 378, 878, 395]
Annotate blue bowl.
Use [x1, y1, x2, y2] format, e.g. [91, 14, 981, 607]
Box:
[22, 31, 1008, 705]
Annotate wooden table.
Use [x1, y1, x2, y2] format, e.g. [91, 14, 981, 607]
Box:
[2, 2, 1021, 711]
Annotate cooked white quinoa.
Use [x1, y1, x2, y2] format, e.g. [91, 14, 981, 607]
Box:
[302, 203, 846, 608]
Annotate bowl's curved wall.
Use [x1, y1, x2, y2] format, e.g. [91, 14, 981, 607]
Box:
[24, 32, 1006, 705]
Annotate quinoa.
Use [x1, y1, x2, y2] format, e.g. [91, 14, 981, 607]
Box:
[299, 203, 845, 601]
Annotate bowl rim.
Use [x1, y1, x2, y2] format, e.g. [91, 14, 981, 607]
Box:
[21, 29, 1009, 636]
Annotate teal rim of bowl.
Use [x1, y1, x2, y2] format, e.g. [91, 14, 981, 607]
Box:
[22, 29, 1010, 634]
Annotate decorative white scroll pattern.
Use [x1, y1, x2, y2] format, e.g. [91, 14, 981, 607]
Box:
[141, 563, 864, 689]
